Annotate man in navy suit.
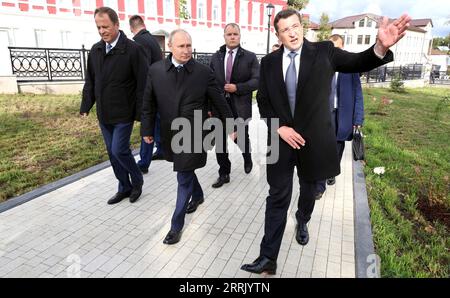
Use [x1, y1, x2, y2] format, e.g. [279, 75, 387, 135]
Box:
[317, 34, 365, 195]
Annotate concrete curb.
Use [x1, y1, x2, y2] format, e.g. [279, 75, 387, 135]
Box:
[352, 158, 380, 278]
[0, 150, 139, 214]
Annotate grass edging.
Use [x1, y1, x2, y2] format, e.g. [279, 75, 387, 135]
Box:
[0, 149, 139, 214]
[353, 158, 379, 278]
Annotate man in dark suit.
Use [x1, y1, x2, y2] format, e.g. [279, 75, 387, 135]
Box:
[322, 34, 365, 189]
[80, 7, 147, 205]
[141, 29, 233, 245]
[241, 9, 410, 275]
[129, 15, 164, 174]
[208, 23, 259, 189]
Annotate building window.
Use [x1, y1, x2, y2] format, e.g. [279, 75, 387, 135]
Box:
[0, 29, 14, 46]
[197, 1, 205, 20]
[145, 0, 157, 17]
[346, 35, 353, 45]
[357, 35, 363, 45]
[60, 31, 72, 48]
[240, 1, 248, 25]
[365, 35, 371, 44]
[103, 0, 118, 11]
[252, 3, 259, 26]
[227, 4, 234, 23]
[81, 0, 96, 11]
[57, 0, 72, 11]
[367, 19, 373, 27]
[164, 0, 174, 18]
[34, 29, 46, 47]
[359, 19, 365, 27]
[212, 0, 220, 22]
[126, 0, 139, 15]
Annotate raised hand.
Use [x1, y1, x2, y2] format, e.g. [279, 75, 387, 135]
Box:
[376, 14, 411, 53]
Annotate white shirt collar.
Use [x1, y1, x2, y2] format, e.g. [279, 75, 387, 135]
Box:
[171, 57, 184, 68]
[283, 46, 302, 57]
[107, 31, 121, 49]
[226, 47, 239, 55]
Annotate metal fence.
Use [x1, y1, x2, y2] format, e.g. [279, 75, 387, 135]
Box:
[361, 64, 424, 83]
[8, 46, 266, 83]
[9, 46, 89, 82]
[430, 71, 450, 85]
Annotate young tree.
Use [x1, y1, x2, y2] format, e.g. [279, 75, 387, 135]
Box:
[317, 13, 332, 41]
[178, 0, 190, 20]
[287, 0, 310, 36]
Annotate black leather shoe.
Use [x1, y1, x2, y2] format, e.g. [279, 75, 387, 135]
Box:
[296, 222, 309, 246]
[244, 160, 253, 174]
[163, 230, 182, 245]
[327, 177, 336, 185]
[107, 191, 131, 205]
[315, 192, 323, 200]
[186, 198, 204, 214]
[152, 153, 164, 160]
[129, 185, 142, 203]
[240, 256, 277, 275]
[212, 175, 230, 188]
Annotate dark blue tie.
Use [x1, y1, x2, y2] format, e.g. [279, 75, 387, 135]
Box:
[286, 51, 298, 117]
[106, 43, 112, 54]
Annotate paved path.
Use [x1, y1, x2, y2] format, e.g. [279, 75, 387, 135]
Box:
[0, 107, 356, 278]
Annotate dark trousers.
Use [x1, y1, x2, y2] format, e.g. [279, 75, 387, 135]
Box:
[138, 113, 163, 170]
[171, 171, 204, 232]
[215, 125, 251, 176]
[99, 122, 143, 193]
[260, 142, 322, 260]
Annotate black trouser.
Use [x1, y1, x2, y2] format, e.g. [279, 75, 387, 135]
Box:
[215, 124, 251, 176]
[260, 141, 321, 261]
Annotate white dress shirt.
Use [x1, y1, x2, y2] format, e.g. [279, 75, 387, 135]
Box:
[106, 32, 121, 53]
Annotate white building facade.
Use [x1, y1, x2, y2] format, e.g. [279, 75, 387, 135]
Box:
[0, 0, 287, 76]
[321, 14, 434, 67]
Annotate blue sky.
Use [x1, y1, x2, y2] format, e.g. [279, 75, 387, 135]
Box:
[303, 0, 449, 37]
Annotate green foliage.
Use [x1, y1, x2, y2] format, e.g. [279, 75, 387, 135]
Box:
[287, 0, 309, 10]
[316, 13, 331, 41]
[434, 96, 450, 121]
[178, 0, 190, 20]
[363, 87, 449, 277]
[389, 75, 405, 93]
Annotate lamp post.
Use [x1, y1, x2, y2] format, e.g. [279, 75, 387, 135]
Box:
[266, 3, 275, 54]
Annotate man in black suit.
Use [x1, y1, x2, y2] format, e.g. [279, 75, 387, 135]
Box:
[241, 9, 410, 275]
[129, 15, 164, 174]
[141, 29, 233, 245]
[208, 23, 259, 189]
[80, 7, 147, 205]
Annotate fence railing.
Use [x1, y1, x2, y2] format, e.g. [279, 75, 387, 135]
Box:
[9, 46, 89, 82]
[9, 46, 266, 83]
[430, 71, 450, 85]
[361, 64, 424, 83]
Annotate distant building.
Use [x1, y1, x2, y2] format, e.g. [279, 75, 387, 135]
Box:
[310, 13, 434, 67]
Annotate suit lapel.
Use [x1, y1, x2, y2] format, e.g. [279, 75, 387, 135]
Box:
[273, 48, 292, 122]
[295, 39, 317, 117]
[230, 48, 242, 82]
[217, 50, 226, 84]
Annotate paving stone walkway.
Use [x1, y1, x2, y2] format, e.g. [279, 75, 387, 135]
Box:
[0, 106, 356, 278]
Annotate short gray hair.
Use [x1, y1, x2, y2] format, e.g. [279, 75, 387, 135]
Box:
[168, 29, 192, 45]
[224, 23, 240, 33]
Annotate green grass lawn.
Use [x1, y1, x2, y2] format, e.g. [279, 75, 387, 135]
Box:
[0, 93, 141, 202]
[362, 87, 449, 277]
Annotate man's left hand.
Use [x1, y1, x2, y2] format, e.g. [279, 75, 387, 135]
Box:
[375, 14, 411, 56]
[224, 84, 237, 93]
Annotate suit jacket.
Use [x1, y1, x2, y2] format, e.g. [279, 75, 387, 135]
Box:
[257, 39, 393, 181]
[209, 45, 259, 120]
[80, 31, 148, 124]
[332, 73, 364, 141]
[133, 29, 163, 66]
[141, 56, 233, 172]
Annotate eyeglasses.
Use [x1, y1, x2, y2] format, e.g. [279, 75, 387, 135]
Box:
[278, 23, 302, 34]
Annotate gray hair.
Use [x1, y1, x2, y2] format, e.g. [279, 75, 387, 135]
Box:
[224, 23, 241, 33]
[168, 29, 192, 45]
